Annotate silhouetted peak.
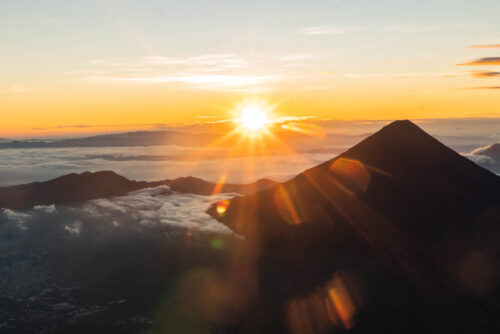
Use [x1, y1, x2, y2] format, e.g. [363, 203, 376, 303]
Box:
[252, 178, 276, 186]
[215, 120, 500, 236]
[207, 121, 500, 333]
[170, 176, 204, 183]
[81, 170, 124, 180]
[48, 170, 129, 185]
[164, 176, 277, 195]
[365, 119, 434, 144]
[335, 119, 464, 177]
[384, 119, 419, 130]
[475, 143, 500, 160]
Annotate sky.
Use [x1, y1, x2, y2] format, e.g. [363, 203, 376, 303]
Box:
[1, 0, 500, 137]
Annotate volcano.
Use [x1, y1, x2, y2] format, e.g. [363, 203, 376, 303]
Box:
[210, 120, 500, 333]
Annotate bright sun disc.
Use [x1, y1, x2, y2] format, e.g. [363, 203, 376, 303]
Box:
[239, 104, 269, 131]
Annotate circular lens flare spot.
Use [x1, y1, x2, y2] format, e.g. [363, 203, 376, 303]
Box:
[330, 158, 371, 194]
[210, 238, 225, 249]
[216, 200, 230, 216]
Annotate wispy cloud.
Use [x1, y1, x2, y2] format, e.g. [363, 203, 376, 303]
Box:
[90, 54, 248, 72]
[300, 25, 359, 35]
[2, 209, 30, 230]
[343, 72, 460, 80]
[467, 44, 500, 49]
[77, 54, 284, 91]
[470, 71, 500, 78]
[465, 86, 500, 90]
[87, 74, 280, 91]
[32, 125, 95, 130]
[302, 23, 480, 35]
[458, 57, 500, 65]
[381, 23, 474, 33]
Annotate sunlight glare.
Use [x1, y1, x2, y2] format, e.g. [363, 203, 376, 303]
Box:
[238, 104, 270, 132]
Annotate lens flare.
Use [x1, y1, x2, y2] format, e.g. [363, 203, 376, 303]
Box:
[274, 185, 302, 225]
[287, 271, 363, 334]
[281, 122, 325, 138]
[330, 158, 371, 194]
[216, 200, 230, 216]
[210, 238, 225, 249]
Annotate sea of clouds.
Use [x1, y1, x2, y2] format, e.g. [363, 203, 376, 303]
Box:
[0, 145, 335, 186]
[2, 118, 500, 186]
[0, 186, 234, 236]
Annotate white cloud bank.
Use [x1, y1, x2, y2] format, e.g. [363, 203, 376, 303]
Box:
[1, 186, 234, 235]
[83, 186, 233, 234]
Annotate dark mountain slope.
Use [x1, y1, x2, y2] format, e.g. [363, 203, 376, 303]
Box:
[209, 120, 500, 333]
[0, 171, 153, 210]
[0, 172, 277, 210]
[164, 176, 276, 196]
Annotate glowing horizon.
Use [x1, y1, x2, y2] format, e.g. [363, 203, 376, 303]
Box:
[1, 0, 500, 137]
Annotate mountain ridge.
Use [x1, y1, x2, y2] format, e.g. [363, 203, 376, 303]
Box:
[0, 130, 220, 149]
[475, 143, 500, 161]
[0, 171, 277, 210]
[208, 119, 500, 333]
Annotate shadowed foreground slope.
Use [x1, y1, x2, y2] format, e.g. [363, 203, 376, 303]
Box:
[209, 120, 500, 333]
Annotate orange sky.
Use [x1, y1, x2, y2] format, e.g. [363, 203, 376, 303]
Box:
[2, 80, 499, 138]
[1, 0, 499, 137]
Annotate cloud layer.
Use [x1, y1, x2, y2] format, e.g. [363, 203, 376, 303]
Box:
[458, 57, 500, 65]
[2, 186, 233, 234]
[464, 144, 500, 174]
[467, 44, 500, 49]
[470, 71, 500, 78]
[466, 86, 500, 90]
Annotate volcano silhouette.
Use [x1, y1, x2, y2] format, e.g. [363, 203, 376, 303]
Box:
[210, 120, 500, 334]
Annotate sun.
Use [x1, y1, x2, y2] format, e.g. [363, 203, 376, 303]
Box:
[238, 104, 270, 132]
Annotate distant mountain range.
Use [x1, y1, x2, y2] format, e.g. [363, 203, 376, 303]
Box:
[0, 171, 276, 210]
[164, 176, 276, 196]
[0, 128, 369, 154]
[208, 120, 500, 333]
[2, 127, 497, 165]
[0, 130, 221, 149]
